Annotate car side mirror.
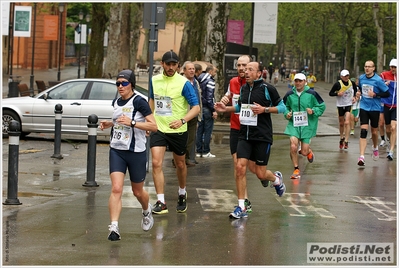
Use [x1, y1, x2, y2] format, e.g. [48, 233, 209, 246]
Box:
[43, 93, 48, 100]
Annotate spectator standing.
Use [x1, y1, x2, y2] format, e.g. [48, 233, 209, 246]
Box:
[283, 73, 326, 180]
[196, 64, 218, 158]
[220, 55, 253, 213]
[356, 60, 389, 166]
[380, 58, 397, 161]
[149, 50, 200, 214]
[100, 70, 158, 241]
[214, 61, 287, 219]
[329, 69, 357, 150]
[280, 63, 286, 83]
[182, 61, 202, 166]
[306, 70, 318, 90]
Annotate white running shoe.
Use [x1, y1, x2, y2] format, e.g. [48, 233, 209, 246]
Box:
[203, 152, 216, 158]
[142, 204, 154, 231]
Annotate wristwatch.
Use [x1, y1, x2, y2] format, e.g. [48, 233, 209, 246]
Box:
[181, 119, 186, 125]
[131, 120, 136, 127]
[265, 107, 270, 113]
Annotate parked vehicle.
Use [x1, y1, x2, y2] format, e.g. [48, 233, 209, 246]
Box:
[2, 78, 148, 138]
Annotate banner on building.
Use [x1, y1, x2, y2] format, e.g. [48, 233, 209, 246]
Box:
[43, 15, 58, 40]
[227, 20, 244, 45]
[253, 2, 278, 44]
[14, 5, 32, 37]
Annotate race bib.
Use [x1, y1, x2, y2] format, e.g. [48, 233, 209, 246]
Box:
[293, 111, 308, 127]
[361, 84, 373, 98]
[239, 104, 257, 126]
[154, 96, 172, 116]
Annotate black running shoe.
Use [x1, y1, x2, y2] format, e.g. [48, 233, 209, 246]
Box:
[152, 200, 168, 214]
[176, 193, 187, 213]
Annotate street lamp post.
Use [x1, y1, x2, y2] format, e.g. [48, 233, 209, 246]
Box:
[57, 3, 64, 81]
[84, 14, 91, 78]
[77, 10, 83, 79]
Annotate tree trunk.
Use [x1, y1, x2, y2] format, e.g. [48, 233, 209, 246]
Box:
[204, 3, 229, 102]
[87, 3, 108, 78]
[130, 3, 143, 70]
[372, 3, 384, 73]
[353, 27, 362, 77]
[178, 3, 210, 63]
[104, 3, 131, 78]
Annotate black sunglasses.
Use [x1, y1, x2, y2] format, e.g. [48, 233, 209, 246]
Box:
[116, 81, 130, 87]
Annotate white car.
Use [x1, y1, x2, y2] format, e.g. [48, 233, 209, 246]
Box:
[2, 78, 149, 138]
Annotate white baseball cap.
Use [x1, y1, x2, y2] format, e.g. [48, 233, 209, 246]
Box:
[294, 73, 306, 80]
[389, 59, 397, 67]
[340, 69, 350, 76]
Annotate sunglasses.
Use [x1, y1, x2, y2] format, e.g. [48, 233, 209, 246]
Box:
[116, 81, 130, 87]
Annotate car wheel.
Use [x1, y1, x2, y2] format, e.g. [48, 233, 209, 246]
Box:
[2, 110, 30, 138]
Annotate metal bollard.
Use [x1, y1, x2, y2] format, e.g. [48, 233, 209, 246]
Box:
[51, 104, 63, 159]
[3, 120, 22, 205]
[83, 114, 99, 187]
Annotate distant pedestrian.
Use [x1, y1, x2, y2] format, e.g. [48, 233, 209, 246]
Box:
[273, 67, 279, 86]
[350, 78, 360, 136]
[100, 69, 158, 241]
[380, 58, 397, 161]
[287, 69, 296, 89]
[356, 60, 389, 166]
[267, 62, 274, 83]
[279, 63, 286, 82]
[329, 69, 358, 150]
[283, 73, 326, 180]
[306, 70, 317, 90]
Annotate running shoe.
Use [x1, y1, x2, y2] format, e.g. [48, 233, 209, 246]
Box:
[229, 206, 248, 219]
[142, 204, 154, 231]
[152, 200, 169, 214]
[387, 151, 394, 161]
[176, 192, 187, 213]
[357, 156, 365, 166]
[202, 152, 216, 158]
[350, 129, 355, 135]
[339, 138, 345, 149]
[244, 199, 252, 214]
[344, 141, 348, 149]
[290, 169, 301, 179]
[108, 224, 121, 241]
[307, 151, 314, 163]
[372, 149, 379, 161]
[272, 171, 285, 197]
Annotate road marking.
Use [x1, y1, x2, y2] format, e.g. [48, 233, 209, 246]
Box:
[121, 185, 157, 208]
[196, 188, 237, 212]
[277, 193, 335, 218]
[351, 196, 396, 221]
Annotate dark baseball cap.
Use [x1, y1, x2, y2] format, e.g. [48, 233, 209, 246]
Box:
[162, 50, 179, 63]
[117, 69, 136, 87]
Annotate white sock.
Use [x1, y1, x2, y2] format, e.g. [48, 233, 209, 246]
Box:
[142, 204, 151, 215]
[111, 221, 118, 227]
[238, 199, 245, 210]
[157, 194, 165, 203]
[178, 187, 186, 195]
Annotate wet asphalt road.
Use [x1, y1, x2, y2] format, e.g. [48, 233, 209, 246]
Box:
[2, 72, 397, 266]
